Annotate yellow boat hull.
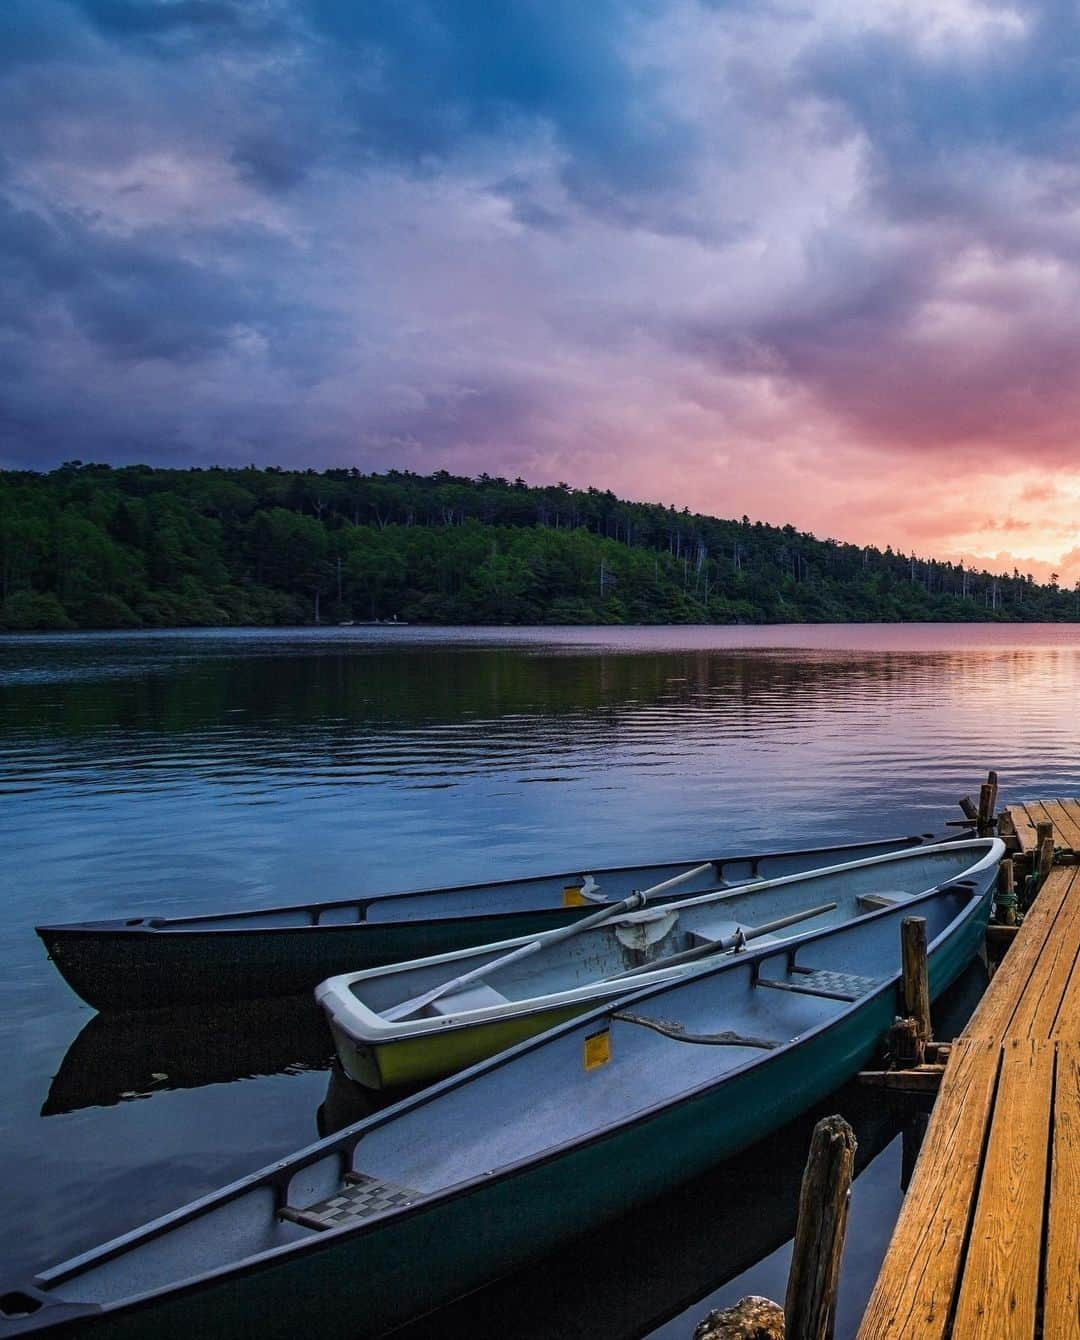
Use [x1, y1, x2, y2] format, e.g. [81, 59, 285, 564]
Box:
[331, 1002, 591, 1090]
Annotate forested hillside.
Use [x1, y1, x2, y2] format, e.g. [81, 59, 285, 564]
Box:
[0, 464, 1075, 629]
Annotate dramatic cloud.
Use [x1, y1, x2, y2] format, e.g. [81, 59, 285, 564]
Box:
[2, 0, 1080, 575]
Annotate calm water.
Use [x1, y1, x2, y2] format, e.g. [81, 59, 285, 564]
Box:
[3, 623, 1080, 1336]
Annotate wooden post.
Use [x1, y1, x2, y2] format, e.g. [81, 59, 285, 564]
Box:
[901, 916, 931, 1045]
[958, 795, 979, 824]
[784, 1115, 857, 1340]
[997, 858, 1017, 926]
[977, 770, 998, 835]
[1036, 820, 1055, 892]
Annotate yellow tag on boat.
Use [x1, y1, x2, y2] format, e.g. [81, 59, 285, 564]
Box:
[584, 1029, 611, 1071]
[563, 885, 586, 907]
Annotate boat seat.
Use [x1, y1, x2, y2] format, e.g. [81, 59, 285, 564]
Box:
[856, 890, 915, 914]
[424, 982, 510, 1017]
[685, 915, 746, 948]
[280, 1173, 421, 1232]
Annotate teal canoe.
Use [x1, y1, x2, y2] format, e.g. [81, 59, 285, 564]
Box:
[36, 832, 944, 1011]
[1, 837, 1002, 1338]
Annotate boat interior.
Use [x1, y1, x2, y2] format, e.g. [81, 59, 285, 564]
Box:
[65, 836, 929, 934]
[339, 844, 991, 1021]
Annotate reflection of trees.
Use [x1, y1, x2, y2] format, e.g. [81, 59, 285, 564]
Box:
[1, 641, 1050, 787]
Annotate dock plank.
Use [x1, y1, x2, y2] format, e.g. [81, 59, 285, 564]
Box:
[1005, 804, 1038, 854]
[1025, 799, 1061, 846]
[1049, 798, 1080, 851]
[1045, 1044, 1080, 1340]
[855, 1041, 1001, 1340]
[950, 1040, 1053, 1340]
[1006, 868, 1080, 1040]
[962, 868, 1075, 1043]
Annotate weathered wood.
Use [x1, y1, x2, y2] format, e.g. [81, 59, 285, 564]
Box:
[958, 795, 980, 823]
[1045, 1044, 1080, 1339]
[886, 1015, 924, 1067]
[964, 867, 1074, 1042]
[994, 858, 1017, 925]
[984, 922, 1019, 950]
[950, 1039, 1053, 1340]
[856, 1040, 1001, 1340]
[856, 1065, 944, 1093]
[860, 831, 1080, 1339]
[1046, 798, 1080, 851]
[977, 773, 998, 835]
[1037, 818, 1056, 892]
[1005, 803, 1038, 855]
[784, 1115, 856, 1340]
[901, 917, 931, 1044]
[1008, 868, 1080, 1040]
[694, 1296, 785, 1339]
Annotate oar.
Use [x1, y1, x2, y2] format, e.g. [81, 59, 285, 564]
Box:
[383, 889, 649, 1022]
[602, 900, 839, 983]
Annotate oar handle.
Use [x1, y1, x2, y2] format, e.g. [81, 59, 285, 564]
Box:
[384, 889, 648, 1022]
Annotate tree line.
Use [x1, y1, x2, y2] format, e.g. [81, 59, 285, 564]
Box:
[1, 462, 1076, 629]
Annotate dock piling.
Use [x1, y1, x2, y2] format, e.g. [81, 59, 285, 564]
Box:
[976, 771, 999, 835]
[784, 1115, 856, 1340]
[996, 858, 1017, 925]
[900, 916, 931, 1047]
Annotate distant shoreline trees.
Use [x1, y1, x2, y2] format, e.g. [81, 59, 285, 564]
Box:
[1, 463, 1075, 629]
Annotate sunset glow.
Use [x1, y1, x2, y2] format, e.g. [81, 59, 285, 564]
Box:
[3, 1, 1080, 579]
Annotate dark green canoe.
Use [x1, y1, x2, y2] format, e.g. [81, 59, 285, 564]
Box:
[37, 832, 943, 1011]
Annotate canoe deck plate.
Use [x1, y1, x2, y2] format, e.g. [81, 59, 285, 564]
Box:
[286, 1173, 421, 1231]
[796, 969, 879, 997]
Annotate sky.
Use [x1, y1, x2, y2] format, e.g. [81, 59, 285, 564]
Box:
[2, 0, 1080, 580]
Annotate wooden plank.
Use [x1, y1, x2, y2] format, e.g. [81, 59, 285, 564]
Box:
[855, 1040, 1001, 1340]
[950, 1039, 1053, 1340]
[1050, 798, 1080, 851]
[962, 869, 1076, 1043]
[1050, 928, 1080, 1042]
[1045, 1043, 1080, 1340]
[1006, 804, 1039, 855]
[1025, 799, 1059, 844]
[1007, 868, 1080, 1041]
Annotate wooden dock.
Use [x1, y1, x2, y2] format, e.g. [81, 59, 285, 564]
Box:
[857, 799, 1080, 1340]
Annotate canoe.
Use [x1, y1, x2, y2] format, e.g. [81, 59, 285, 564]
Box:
[315, 839, 999, 1089]
[1, 837, 1001, 1339]
[35, 831, 946, 1011]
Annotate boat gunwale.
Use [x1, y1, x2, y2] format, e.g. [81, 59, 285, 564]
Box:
[316, 838, 1000, 1043]
[29, 838, 1001, 1317]
[33, 833, 942, 938]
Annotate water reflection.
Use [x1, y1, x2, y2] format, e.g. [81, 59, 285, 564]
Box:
[43, 996, 334, 1116]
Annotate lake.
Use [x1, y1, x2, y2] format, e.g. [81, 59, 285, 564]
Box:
[3, 623, 1079, 1337]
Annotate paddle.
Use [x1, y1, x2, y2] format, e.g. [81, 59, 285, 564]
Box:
[381, 862, 719, 1024]
[601, 900, 839, 982]
[382, 889, 652, 1022]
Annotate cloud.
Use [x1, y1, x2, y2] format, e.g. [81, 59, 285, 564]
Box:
[2, 0, 1080, 574]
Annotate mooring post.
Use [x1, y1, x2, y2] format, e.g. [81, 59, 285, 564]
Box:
[784, 1115, 857, 1340]
[977, 771, 998, 835]
[957, 795, 979, 824]
[996, 858, 1017, 926]
[1036, 820, 1055, 893]
[901, 916, 931, 1046]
